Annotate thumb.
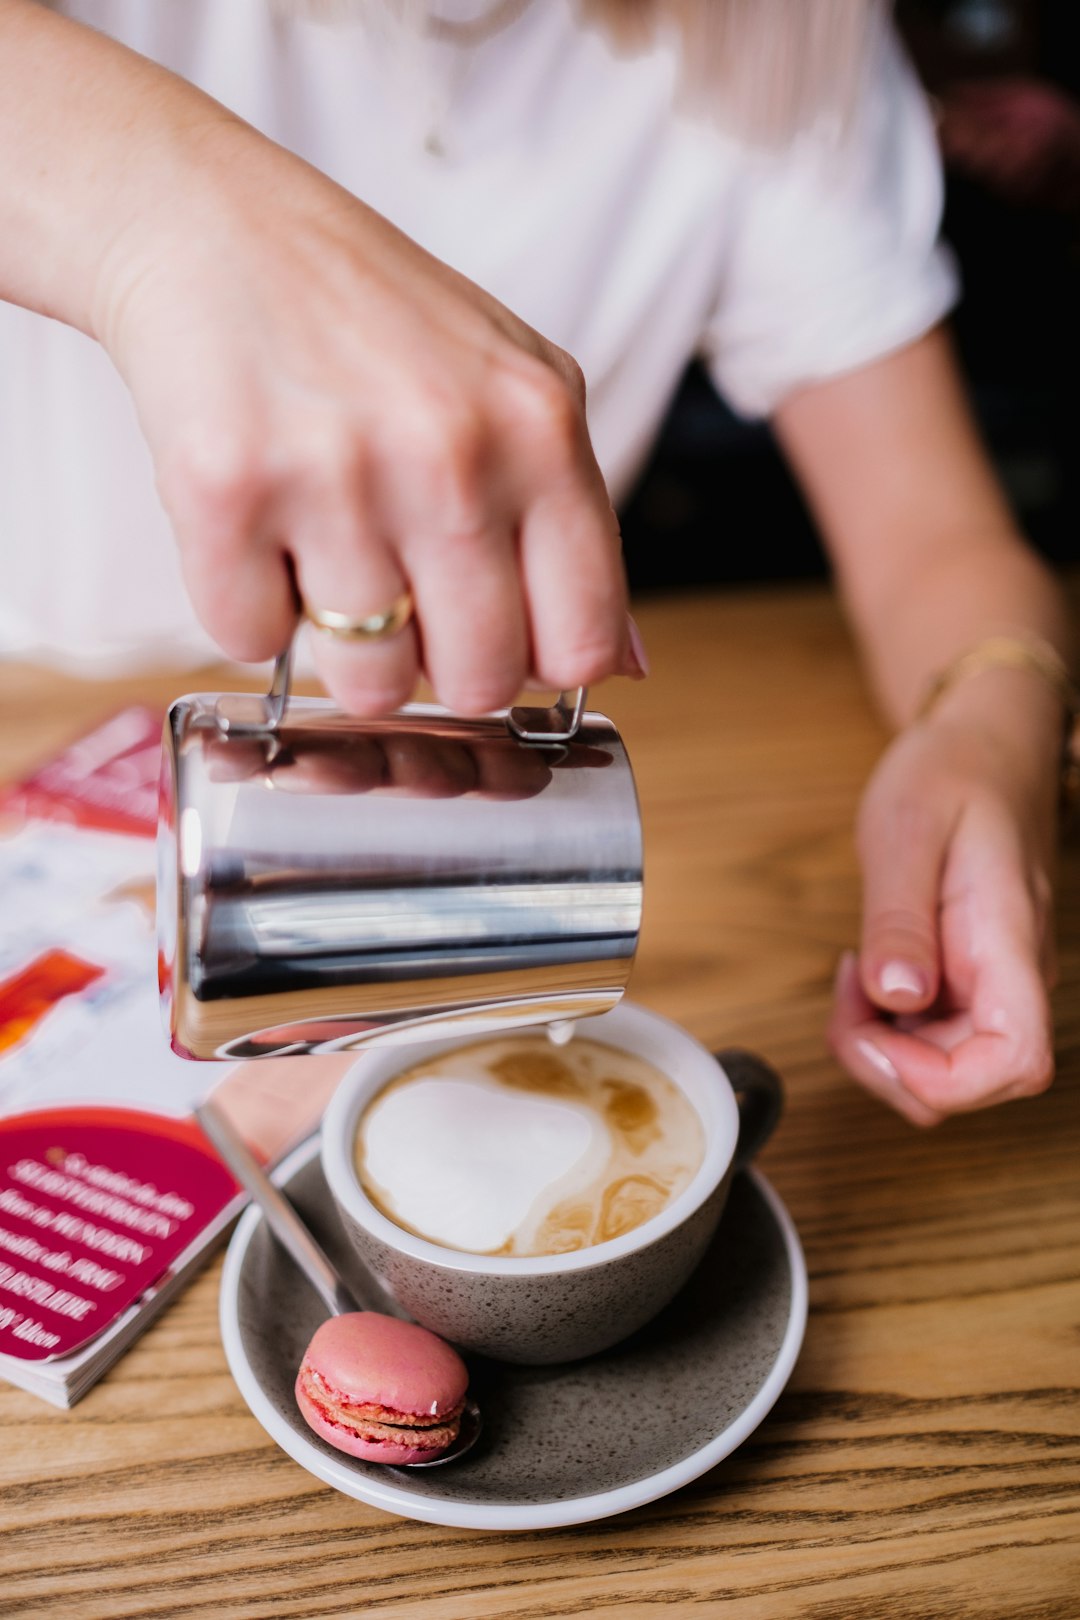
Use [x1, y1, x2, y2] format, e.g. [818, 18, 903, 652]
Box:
[857, 794, 950, 1014]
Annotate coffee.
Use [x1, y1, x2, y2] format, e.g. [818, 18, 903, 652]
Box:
[354, 1035, 705, 1257]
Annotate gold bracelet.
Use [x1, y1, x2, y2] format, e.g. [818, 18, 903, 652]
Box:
[917, 634, 1079, 723]
[918, 633, 1080, 819]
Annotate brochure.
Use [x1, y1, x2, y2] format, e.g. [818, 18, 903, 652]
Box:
[0, 709, 347, 1406]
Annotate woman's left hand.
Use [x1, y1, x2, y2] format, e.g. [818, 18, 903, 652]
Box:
[829, 700, 1060, 1124]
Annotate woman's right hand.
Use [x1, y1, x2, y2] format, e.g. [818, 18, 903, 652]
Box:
[94, 122, 636, 716]
[1, 0, 638, 711]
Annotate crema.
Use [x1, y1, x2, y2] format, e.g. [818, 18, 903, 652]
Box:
[354, 1035, 705, 1257]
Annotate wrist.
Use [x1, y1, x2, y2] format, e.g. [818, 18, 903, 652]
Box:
[921, 662, 1066, 803]
[89, 110, 264, 352]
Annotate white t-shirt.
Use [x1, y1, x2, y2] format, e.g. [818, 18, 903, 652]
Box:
[0, 0, 957, 672]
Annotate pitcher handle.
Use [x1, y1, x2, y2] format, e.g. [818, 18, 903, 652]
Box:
[507, 689, 587, 744]
[210, 644, 587, 746]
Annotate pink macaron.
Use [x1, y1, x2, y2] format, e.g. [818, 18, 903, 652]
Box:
[295, 1311, 469, 1465]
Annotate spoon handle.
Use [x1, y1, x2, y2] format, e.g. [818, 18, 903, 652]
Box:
[196, 1099, 362, 1319]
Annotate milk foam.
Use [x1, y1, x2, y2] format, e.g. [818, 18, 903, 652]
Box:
[359, 1069, 613, 1255]
[356, 1037, 706, 1258]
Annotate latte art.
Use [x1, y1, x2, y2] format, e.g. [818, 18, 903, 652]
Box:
[355, 1036, 705, 1257]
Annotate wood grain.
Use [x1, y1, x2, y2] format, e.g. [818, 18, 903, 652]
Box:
[1, 582, 1079, 1619]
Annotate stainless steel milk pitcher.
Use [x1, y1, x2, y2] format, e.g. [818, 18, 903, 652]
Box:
[158, 655, 643, 1059]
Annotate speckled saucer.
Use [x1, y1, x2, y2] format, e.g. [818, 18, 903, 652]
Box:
[219, 1139, 807, 1531]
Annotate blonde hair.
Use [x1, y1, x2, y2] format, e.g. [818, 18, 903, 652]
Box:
[274, 0, 889, 145]
[579, 0, 888, 142]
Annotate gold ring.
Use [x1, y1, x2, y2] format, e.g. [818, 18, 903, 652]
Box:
[302, 591, 414, 642]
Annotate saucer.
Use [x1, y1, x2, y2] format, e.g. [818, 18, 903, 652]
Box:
[219, 1140, 807, 1531]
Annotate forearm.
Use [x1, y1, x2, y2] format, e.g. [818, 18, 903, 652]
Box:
[775, 328, 1071, 773]
[785, 335, 1065, 1117]
[0, 0, 250, 335]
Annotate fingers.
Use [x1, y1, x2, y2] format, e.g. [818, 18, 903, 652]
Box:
[395, 355, 632, 700]
[828, 952, 947, 1127]
[401, 521, 530, 716]
[910, 839, 1054, 1111]
[184, 542, 299, 663]
[504, 361, 631, 690]
[163, 355, 638, 715]
[355, 353, 634, 711]
[292, 496, 420, 717]
[833, 824, 1055, 1122]
[847, 1013, 1050, 1118]
[520, 484, 630, 691]
[856, 790, 954, 1015]
[164, 451, 299, 663]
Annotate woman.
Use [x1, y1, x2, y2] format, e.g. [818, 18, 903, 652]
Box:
[0, 0, 1069, 1123]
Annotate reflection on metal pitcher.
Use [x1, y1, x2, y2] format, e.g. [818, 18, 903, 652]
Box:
[159, 697, 643, 1060]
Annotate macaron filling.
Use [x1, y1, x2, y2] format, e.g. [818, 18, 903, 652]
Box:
[297, 1361, 464, 1455]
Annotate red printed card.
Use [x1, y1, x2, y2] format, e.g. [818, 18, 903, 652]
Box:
[0, 1108, 238, 1362]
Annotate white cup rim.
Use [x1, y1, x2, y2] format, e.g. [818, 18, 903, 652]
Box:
[320, 1001, 740, 1277]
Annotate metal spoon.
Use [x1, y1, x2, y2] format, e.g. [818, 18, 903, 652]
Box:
[197, 1099, 482, 1466]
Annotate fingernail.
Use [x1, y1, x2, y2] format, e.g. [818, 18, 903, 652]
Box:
[834, 949, 857, 989]
[625, 614, 650, 679]
[879, 961, 929, 1000]
[855, 1037, 901, 1084]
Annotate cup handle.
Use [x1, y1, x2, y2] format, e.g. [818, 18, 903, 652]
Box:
[714, 1048, 784, 1171]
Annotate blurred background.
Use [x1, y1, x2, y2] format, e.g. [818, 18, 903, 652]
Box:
[619, 0, 1080, 590]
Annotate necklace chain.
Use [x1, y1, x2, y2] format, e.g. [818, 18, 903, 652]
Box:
[273, 1, 537, 157]
[416, 0, 535, 157]
[424, 0, 535, 49]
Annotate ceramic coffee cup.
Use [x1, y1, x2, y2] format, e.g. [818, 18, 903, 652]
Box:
[320, 1001, 782, 1364]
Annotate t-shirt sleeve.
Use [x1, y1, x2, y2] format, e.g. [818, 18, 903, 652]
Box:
[701, 24, 959, 419]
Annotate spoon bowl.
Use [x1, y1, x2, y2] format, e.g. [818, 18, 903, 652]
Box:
[406, 1396, 482, 1468]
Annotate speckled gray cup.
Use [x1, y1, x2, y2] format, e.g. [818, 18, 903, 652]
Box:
[320, 1002, 781, 1364]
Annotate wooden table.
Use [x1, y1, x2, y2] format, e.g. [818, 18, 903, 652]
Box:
[3, 583, 1079, 1618]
